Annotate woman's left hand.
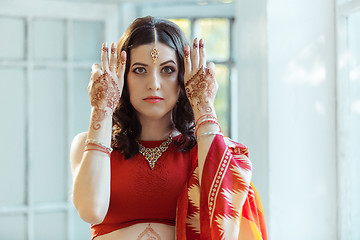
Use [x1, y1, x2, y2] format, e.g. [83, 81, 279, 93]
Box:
[184, 38, 218, 118]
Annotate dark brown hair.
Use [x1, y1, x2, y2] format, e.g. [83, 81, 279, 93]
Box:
[112, 16, 196, 159]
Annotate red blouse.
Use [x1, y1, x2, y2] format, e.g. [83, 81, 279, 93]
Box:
[91, 135, 196, 239]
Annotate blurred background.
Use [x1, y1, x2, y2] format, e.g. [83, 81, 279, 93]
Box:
[0, 0, 359, 239]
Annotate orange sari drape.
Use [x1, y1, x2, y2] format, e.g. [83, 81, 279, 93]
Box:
[176, 135, 267, 240]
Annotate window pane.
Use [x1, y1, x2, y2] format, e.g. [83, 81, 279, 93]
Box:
[72, 209, 91, 239]
[337, 0, 351, 5]
[30, 68, 67, 203]
[0, 17, 25, 60]
[34, 212, 67, 239]
[0, 214, 26, 240]
[197, 18, 230, 61]
[33, 19, 66, 61]
[69, 68, 91, 138]
[168, 18, 191, 42]
[0, 68, 26, 206]
[346, 11, 360, 239]
[72, 21, 105, 62]
[214, 64, 230, 136]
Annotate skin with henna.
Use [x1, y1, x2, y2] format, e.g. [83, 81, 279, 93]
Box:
[88, 43, 125, 130]
[71, 42, 127, 225]
[184, 38, 220, 181]
[70, 36, 220, 239]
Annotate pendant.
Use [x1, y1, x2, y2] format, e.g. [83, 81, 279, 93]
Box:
[138, 136, 172, 170]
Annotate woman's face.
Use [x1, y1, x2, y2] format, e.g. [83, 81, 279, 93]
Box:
[127, 42, 180, 121]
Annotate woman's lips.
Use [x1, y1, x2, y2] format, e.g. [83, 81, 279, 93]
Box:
[143, 96, 164, 103]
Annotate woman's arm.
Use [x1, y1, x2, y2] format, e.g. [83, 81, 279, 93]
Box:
[184, 38, 220, 183]
[70, 43, 126, 224]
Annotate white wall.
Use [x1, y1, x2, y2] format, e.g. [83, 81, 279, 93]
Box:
[268, 0, 337, 238]
[235, 0, 269, 227]
[237, 0, 337, 239]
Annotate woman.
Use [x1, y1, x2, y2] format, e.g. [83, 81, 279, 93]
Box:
[70, 16, 267, 240]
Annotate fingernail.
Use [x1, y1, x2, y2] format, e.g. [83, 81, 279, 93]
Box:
[185, 47, 190, 58]
[199, 39, 204, 49]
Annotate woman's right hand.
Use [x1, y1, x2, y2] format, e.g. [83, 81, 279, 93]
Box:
[88, 42, 127, 130]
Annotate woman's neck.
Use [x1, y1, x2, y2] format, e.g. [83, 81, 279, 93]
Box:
[138, 114, 174, 141]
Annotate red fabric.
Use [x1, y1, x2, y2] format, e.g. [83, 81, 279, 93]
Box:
[91, 136, 196, 239]
[176, 135, 268, 240]
[91, 134, 267, 239]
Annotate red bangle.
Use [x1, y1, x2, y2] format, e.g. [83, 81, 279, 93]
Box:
[84, 148, 111, 158]
[195, 114, 217, 126]
[195, 119, 221, 137]
[85, 142, 111, 154]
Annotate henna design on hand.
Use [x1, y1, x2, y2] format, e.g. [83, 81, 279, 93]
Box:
[89, 71, 120, 130]
[111, 47, 116, 54]
[184, 48, 190, 63]
[136, 224, 161, 240]
[185, 66, 216, 113]
[102, 46, 108, 53]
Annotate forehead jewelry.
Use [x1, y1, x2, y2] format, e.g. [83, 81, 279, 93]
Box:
[150, 26, 159, 63]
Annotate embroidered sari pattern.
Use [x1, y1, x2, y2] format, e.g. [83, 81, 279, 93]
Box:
[176, 135, 267, 240]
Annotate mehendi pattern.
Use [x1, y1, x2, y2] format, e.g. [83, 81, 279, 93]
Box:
[102, 46, 109, 53]
[111, 46, 116, 54]
[89, 71, 120, 130]
[136, 224, 161, 240]
[185, 66, 216, 113]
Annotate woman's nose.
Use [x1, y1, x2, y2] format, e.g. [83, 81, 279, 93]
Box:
[147, 72, 161, 90]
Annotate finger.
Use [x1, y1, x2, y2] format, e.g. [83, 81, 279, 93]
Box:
[109, 43, 117, 74]
[184, 45, 191, 79]
[199, 39, 206, 68]
[91, 63, 101, 74]
[101, 42, 110, 71]
[117, 50, 127, 80]
[207, 62, 216, 78]
[192, 38, 199, 69]
[91, 63, 102, 79]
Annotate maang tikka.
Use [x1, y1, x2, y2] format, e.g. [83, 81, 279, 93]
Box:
[150, 26, 159, 63]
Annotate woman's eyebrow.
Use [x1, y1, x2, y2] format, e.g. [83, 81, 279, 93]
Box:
[160, 60, 176, 66]
[131, 62, 148, 67]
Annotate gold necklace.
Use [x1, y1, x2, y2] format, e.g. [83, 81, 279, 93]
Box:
[138, 135, 172, 170]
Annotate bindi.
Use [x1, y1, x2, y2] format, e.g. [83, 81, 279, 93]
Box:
[136, 224, 161, 240]
[150, 26, 159, 63]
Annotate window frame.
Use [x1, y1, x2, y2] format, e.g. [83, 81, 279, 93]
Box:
[0, 1, 118, 239]
[336, 0, 360, 238]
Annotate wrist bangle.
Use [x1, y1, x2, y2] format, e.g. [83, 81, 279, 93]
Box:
[195, 114, 217, 126]
[85, 139, 113, 153]
[84, 148, 111, 158]
[195, 118, 221, 137]
[196, 131, 223, 141]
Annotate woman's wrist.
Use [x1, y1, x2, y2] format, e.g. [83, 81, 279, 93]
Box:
[89, 106, 114, 132]
[194, 111, 221, 138]
[193, 105, 216, 121]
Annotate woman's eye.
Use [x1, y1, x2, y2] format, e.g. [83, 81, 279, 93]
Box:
[133, 67, 146, 74]
[162, 66, 175, 74]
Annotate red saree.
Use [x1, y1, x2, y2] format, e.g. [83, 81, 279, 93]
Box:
[176, 135, 267, 240]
